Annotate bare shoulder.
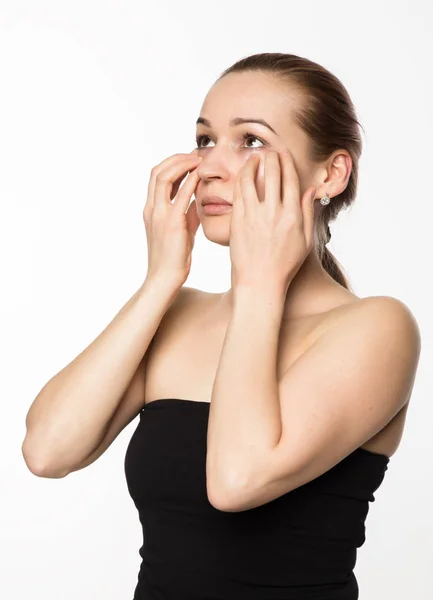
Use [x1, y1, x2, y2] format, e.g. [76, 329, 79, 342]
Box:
[329, 295, 421, 341]
[150, 284, 207, 344]
[320, 295, 422, 402]
[169, 284, 207, 314]
[313, 292, 419, 335]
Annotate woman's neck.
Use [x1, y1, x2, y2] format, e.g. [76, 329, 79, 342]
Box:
[220, 250, 356, 321]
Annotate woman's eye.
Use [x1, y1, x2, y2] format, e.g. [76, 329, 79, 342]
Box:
[242, 133, 266, 148]
[195, 135, 213, 148]
[195, 132, 266, 149]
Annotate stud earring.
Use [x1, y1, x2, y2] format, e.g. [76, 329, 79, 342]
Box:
[320, 193, 331, 206]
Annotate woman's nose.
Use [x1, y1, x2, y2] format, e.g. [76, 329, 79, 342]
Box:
[196, 148, 248, 182]
[196, 156, 229, 181]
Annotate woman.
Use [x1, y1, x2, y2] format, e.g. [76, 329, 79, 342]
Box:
[23, 53, 421, 599]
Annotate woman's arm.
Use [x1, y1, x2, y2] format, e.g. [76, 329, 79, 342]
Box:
[206, 292, 421, 512]
[22, 276, 182, 477]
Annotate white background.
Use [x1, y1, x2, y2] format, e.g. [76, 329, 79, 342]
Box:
[1, 1, 432, 598]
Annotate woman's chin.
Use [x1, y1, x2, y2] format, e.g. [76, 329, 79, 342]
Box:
[201, 218, 231, 247]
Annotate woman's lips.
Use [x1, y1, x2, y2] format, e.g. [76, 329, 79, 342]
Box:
[202, 204, 233, 215]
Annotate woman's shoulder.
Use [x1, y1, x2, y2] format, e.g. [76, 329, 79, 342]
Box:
[297, 291, 420, 357]
[327, 294, 420, 329]
[314, 295, 421, 373]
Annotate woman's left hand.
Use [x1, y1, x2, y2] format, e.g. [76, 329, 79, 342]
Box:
[229, 149, 317, 295]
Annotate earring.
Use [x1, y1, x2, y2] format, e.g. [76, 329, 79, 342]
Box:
[320, 193, 331, 206]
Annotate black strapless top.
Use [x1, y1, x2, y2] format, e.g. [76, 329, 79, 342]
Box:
[124, 398, 390, 600]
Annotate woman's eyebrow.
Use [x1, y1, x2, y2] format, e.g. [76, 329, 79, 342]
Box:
[196, 116, 278, 136]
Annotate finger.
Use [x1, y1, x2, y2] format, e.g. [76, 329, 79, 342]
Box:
[150, 155, 203, 215]
[232, 169, 244, 221]
[280, 150, 302, 225]
[303, 186, 317, 248]
[265, 151, 282, 210]
[169, 149, 202, 200]
[170, 166, 196, 202]
[172, 167, 202, 215]
[185, 199, 201, 238]
[145, 152, 201, 213]
[239, 154, 260, 217]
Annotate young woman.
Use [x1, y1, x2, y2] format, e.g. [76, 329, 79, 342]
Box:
[23, 53, 421, 599]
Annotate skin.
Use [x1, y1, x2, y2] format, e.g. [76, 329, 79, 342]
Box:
[135, 72, 420, 511]
[138, 72, 419, 504]
[191, 70, 356, 320]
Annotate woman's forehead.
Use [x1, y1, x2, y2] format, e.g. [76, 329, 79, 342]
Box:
[199, 72, 301, 134]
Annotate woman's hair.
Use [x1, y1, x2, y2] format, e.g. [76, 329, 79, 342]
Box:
[218, 53, 364, 292]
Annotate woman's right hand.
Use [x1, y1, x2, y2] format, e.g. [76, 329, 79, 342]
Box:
[143, 151, 203, 287]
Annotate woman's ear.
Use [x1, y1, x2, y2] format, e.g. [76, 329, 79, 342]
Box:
[324, 151, 352, 198]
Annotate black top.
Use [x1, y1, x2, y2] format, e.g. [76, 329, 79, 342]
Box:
[124, 398, 390, 600]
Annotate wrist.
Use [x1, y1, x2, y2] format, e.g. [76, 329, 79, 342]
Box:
[233, 283, 287, 312]
[141, 274, 183, 299]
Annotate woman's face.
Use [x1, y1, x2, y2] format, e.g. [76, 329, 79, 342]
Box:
[193, 71, 317, 246]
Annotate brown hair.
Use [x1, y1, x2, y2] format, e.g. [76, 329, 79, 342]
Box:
[218, 53, 364, 292]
